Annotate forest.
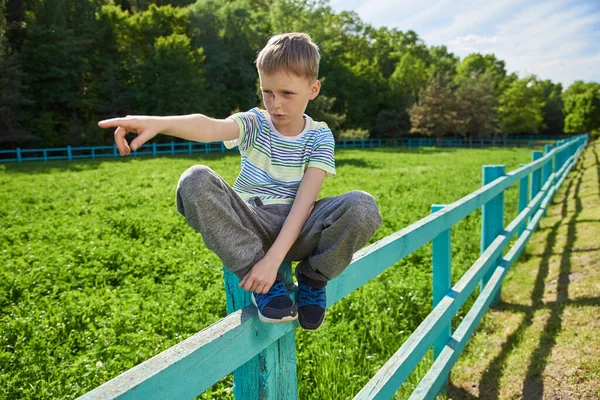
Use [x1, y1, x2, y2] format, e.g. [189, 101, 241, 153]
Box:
[1, 0, 599, 148]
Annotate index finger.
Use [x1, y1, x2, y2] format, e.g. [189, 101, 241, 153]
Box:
[98, 117, 131, 129]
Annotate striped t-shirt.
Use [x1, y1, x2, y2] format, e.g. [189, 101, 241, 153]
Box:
[225, 108, 336, 204]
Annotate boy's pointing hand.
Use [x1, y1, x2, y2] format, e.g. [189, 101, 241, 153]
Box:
[98, 116, 162, 156]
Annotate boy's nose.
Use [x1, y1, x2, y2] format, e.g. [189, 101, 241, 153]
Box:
[273, 95, 283, 109]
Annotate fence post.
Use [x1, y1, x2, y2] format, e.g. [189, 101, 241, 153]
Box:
[67, 145, 72, 161]
[481, 165, 505, 306]
[152, 143, 157, 157]
[557, 140, 565, 169]
[171, 141, 175, 156]
[531, 151, 544, 202]
[188, 141, 192, 155]
[91, 148, 95, 160]
[43, 149, 47, 162]
[113, 144, 118, 157]
[431, 204, 451, 393]
[543, 144, 555, 216]
[223, 263, 298, 400]
[16, 148, 22, 163]
[543, 144, 553, 184]
[518, 164, 529, 236]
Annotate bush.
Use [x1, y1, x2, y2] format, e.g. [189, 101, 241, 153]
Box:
[339, 128, 370, 140]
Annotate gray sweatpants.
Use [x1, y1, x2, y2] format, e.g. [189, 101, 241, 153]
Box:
[176, 165, 382, 283]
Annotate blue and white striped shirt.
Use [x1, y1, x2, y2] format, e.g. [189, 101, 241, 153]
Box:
[225, 108, 336, 204]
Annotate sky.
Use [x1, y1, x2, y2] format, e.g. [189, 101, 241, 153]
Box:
[328, 0, 600, 88]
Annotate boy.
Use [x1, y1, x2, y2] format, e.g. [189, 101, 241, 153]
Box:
[98, 32, 381, 331]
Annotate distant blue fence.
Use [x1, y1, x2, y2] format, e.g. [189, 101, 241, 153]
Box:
[78, 134, 587, 400]
[0, 135, 570, 163]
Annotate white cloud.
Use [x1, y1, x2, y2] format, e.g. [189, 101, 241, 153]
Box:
[448, 35, 498, 47]
[327, 0, 600, 87]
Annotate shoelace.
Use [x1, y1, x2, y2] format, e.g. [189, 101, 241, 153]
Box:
[298, 282, 326, 308]
[254, 280, 288, 311]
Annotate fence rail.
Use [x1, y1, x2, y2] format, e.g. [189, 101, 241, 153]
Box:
[1, 135, 570, 163]
[77, 134, 587, 400]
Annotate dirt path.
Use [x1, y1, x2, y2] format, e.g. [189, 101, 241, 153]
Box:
[448, 140, 600, 400]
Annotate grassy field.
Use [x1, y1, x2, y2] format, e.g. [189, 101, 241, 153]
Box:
[0, 145, 543, 399]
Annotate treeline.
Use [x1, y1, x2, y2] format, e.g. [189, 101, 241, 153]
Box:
[1, 0, 599, 148]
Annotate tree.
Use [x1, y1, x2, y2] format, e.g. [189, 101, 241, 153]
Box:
[409, 74, 457, 145]
[537, 79, 564, 134]
[305, 78, 346, 137]
[136, 34, 210, 116]
[189, 0, 267, 117]
[0, 0, 32, 147]
[455, 53, 509, 97]
[427, 45, 458, 79]
[389, 52, 429, 105]
[372, 110, 409, 138]
[562, 81, 600, 134]
[19, 1, 84, 146]
[83, 5, 133, 144]
[563, 86, 600, 134]
[497, 76, 545, 135]
[454, 73, 499, 138]
[4, 0, 598, 148]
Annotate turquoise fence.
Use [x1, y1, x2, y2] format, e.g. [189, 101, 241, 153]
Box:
[77, 134, 587, 399]
[0, 135, 569, 163]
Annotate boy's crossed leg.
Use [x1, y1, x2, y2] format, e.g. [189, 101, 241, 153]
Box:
[176, 165, 381, 330]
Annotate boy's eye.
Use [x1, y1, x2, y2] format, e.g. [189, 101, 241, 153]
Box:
[283, 92, 294, 96]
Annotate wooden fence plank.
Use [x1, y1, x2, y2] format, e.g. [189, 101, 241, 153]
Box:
[431, 204, 451, 393]
[480, 165, 505, 306]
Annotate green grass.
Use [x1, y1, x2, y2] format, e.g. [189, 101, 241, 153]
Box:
[0, 146, 541, 399]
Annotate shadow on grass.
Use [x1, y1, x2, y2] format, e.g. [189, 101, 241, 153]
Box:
[336, 158, 380, 169]
[520, 148, 586, 398]
[535, 219, 600, 231]
[448, 150, 588, 400]
[528, 246, 600, 256]
[0, 151, 239, 175]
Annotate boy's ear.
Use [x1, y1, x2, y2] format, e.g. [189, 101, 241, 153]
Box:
[309, 80, 321, 100]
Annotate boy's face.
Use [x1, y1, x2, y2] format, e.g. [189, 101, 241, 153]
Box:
[258, 70, 320, 136]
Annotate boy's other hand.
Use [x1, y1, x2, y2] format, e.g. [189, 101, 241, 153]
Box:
[98, 116, 162, 156]
[239, 255, 281, 293]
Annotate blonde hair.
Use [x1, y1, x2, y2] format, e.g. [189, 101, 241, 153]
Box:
[256, 32, 320, 81]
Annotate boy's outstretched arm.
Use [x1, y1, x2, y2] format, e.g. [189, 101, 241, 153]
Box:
[98, 114, 239, 156]
[239, 168, 326, 294]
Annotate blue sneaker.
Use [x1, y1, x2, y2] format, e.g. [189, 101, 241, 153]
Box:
[251, 277, 297, 324]
[297, 280, 327, 331]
